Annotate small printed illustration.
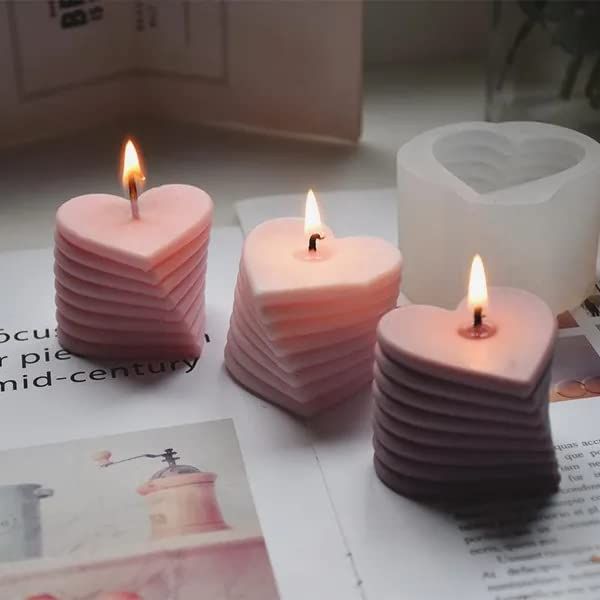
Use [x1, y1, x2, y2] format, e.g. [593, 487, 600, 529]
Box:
[551, 291, 600, 403]
[0, 419, 279, 600]
[92, 447, 229, 539]
[551, 335, 600, 402]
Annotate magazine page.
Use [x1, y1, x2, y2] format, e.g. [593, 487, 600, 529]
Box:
[0, 228, 362, 600]
[310, 394, 600, 600]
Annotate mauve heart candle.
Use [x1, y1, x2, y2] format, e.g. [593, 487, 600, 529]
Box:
[54, 139, 212, 359]
[225, 190, 402, 416]
[372, 255, 559, 501]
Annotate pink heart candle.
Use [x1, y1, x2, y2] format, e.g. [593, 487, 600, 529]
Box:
[225, 190, 402, 416]
[372, 255, 559, 500]
[54, 139, 212, 359]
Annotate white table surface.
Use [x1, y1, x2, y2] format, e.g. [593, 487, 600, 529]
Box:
[0, 63, 484, 252]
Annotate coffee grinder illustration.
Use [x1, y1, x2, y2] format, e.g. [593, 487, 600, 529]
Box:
[93, 448, 228, 539]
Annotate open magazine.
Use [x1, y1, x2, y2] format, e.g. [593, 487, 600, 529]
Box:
[0, 229, 362, 600]
[3, 200, 600, 598]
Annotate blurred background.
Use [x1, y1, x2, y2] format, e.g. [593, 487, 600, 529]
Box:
[2, 1, 598, 251]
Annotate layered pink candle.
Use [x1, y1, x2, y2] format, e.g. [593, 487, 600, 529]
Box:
[225, 190, 402, 416]
[55, 140, 212, 359]
[372, 255, 559, 500]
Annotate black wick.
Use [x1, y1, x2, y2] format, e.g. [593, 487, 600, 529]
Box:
[308, 233, 325, 252]
[473, 306, 483, 328]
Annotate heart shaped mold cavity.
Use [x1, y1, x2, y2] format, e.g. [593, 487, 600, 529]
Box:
[433, 130, 585, 194]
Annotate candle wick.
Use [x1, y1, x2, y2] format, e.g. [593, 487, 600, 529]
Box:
[308, 233, 324, 252]
[128, 176, 140, 220]
[473, 306, 483, 328]
[459, 306, 495, 339]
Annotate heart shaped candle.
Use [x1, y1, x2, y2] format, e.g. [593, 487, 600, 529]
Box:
[397, 122, 600, 314]
[372, 255, 559, 500]
[225, 190, 402, 416]
[55, 140, 212, 359]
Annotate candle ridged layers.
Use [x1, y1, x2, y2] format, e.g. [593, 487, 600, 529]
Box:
[372, 287, 560, 500]
[225, 218, 402, 416]
[54, 184, 212, 359]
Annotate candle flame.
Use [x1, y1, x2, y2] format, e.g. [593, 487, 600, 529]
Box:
[468, 254, 488, 311]
[304, 189, 322, 236]
[121, 138, 145, 189]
